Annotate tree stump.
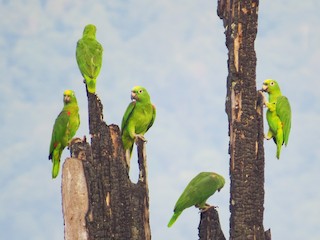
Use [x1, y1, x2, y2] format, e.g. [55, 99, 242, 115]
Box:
[198, 207, 226, 240]
[62, 91, 151, 240]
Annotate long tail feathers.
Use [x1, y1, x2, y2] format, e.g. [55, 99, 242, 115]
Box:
[276, 143, 281, 159]
[85, 78, 96, 94]
[52, 158, 60, 179]
[167, 211, 182, 228]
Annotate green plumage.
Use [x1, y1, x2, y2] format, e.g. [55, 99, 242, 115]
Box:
[168, 172, 225, 227]
[121, 86, 156, 168]
[49, 90, 80, 178]
[76, 24, 103, 93]
[262, 79, 291, 159]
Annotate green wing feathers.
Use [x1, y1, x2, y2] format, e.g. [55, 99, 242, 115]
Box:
[167, 211, 182, 228]
[121, 102, 136, 133]
[168, 172, 225, 227]
[49, 111, 70, 178]
[147, 104, 156, 132]
[49, 90, 80, 179]
[120, 86, 156, 166]
[76, 24, 103, 93]
[262, 79, 291, 159]
[276, 96, 291, 146]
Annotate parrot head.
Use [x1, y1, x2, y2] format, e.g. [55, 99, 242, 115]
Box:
[130, 86, 150, 103]
[216, 174, 225, 192]
[261, 79, 281, 94]
[83, 24, 96, 38]
[63, 90, 77, 105]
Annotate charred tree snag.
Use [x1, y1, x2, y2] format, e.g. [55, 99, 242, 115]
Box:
[198, 207, 226, 240]
[62, 90, 151, 240]
[217, 0, 270, 239]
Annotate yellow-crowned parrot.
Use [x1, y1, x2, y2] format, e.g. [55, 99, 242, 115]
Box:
[49, 90, 80, 178]
[76, 24, 103, 93]
[261, 79, 291, 159]
[121, 86, 156, 168]
[168, 172, 225, 227]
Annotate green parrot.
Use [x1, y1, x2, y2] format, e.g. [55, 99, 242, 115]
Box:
[121, 86, 156, 168]
[49, 90, 80, 179]
[261, 79, 291, 159]
[76, 24, 103, 93]
[168, 172, 225, 228]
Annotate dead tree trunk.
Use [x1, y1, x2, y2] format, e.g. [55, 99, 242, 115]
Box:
[217, 0, 269, 239]
[62, 90, 151, 240]
[198, 208, 226, 240]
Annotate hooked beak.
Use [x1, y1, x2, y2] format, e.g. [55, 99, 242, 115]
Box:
[64, 95, 70, 103]
[131, 91, 137, 101]
[261, 83, 268, 92]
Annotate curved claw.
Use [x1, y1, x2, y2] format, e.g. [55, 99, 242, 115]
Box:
[258, 90, 268, 107]
[197, 203, 218, 213]
[135, 134, 147, 143]
[67, 137, 83, 149]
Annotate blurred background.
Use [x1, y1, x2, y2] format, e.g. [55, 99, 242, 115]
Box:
[0, 0, 319, 239]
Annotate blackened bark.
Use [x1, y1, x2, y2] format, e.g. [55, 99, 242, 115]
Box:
[63, 90, 151, 240]
[217, 0, 269, 239]
[198, 208, 226, 240]
[84, 91, 151, 240]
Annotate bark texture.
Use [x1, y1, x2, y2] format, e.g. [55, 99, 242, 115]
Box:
[62, 90, 151, 240]
[198, 208, 226, 240]
[217, 0, 269, 239]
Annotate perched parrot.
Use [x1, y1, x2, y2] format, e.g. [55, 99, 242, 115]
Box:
[168, 172, 225, 228]
[49, 90, 80, 179]
[261, 79, 291, 159]
[121, 86, 156, 168]
[76, 24, 103, 93]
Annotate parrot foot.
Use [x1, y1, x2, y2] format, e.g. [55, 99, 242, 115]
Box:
[258, 90, 268, 107]
[68, 137, 83, 149]
[197, 204, 218, 213]
[135, 134, 147, 143]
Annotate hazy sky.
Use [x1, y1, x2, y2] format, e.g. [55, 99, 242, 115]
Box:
[1, 0, 319, 239]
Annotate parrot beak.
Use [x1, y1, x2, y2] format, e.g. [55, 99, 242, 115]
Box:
[261, 84, 268, 92]
[64, 95, 71, 103]
[131, 91, 137, 101]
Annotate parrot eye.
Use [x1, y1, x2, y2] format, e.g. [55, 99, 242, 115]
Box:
[139, 89, 143, 94]
[270, 81, 274, 86]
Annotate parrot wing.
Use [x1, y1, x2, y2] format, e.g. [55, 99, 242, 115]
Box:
[174, 172, 221, 212]
[76, 39, 103, 79]
[146, 104, 156, 132]
[68, 109, 80, 139]
[121, 101, 136, 133]
[276, 96, 291, 146]
[49, 110, 70, 158]
[168, 172, 224, 227]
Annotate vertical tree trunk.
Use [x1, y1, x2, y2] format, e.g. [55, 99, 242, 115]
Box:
[217, 0, 269, 239]
[62, 90, 151, 240]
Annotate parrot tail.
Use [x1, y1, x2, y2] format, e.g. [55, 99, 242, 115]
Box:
[276, 143, 281, 159]
[167, 211, 182, 228]
[52, 158, 60, 179]
[85, 78, 96, 94]
[51, 148, 62, 179]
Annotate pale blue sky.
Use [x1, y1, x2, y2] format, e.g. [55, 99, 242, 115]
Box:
[1, 1, 319, 239]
